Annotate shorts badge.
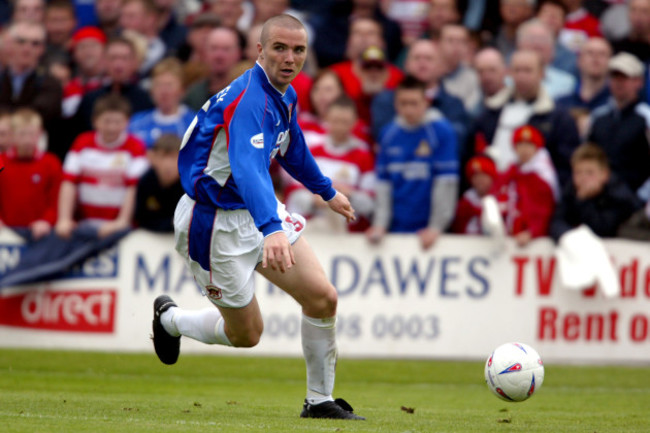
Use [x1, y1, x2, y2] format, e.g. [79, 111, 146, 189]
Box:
[205, 285, 222, 301]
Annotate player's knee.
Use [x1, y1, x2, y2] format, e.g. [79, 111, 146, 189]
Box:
[309, 284, 337, 317]
[323, 287, 338, 316]
[228, 320, 263, 348]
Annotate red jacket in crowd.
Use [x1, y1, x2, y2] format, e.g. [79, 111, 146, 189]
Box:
[0, 149, 62, 227]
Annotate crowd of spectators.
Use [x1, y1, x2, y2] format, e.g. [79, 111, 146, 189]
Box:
[0, 0, 649, 251]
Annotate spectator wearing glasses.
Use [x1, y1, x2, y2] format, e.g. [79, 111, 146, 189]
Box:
[0, 21, 62, 139]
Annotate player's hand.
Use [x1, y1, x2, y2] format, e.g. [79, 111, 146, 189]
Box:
[262, 231, 295, 273]
[55, 219, 76, 239]
[30, 220, 52, 240]
[327, 192, 356, 223]
[417, 227, 440, 250]
[365, 225, 386, 244]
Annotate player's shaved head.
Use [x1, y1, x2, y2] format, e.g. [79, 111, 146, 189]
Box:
[259, 14, 305, 47]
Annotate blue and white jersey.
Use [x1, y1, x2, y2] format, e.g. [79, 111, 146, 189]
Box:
[178, 63, 336, 236]
[376, 110, 459, 232]
[129, 105, 196, 149]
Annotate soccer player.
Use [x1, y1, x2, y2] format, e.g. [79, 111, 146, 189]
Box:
[151, 14, 364, 421]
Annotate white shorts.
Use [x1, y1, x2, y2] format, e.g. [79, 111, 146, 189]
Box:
[173, 194, 306, 308]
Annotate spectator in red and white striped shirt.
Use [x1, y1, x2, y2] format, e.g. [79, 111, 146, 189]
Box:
[55, 94, 148, 239]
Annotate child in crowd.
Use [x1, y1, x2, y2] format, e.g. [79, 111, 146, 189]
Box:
[497, 125, 559, 247]
[550, 143, 642, 240]
[366, 76, 459, 250]
[56, 95, 148, 239]
[0, 109, 62, 240]
[285, 96, 375, 232]
[0, 110, 11, 153]
[135, 134, 184, 232]
[128, 58, 195, 148]
[451, 154, 497, 234]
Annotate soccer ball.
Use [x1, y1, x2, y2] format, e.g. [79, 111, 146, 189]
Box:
[484, 342, 544, 402]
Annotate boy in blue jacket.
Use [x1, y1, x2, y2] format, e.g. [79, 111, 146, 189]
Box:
[366, 76, 459, 250]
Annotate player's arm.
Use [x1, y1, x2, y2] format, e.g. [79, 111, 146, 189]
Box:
[226, 96, 292, 271]
[276, 111, 336, 201]
[226, 97, 283, 236]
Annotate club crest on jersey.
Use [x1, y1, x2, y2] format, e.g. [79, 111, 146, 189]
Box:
[287, 103, 293, 122]
[415, 139, 431, 157]
[250, 132, 264, 149]
[205, 285, 222, 301]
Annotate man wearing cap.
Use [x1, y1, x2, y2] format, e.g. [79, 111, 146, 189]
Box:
[587, 52, 650, 193]
[329, 17, 403, 125]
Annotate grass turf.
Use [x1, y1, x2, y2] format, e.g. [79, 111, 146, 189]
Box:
[0, 349, 649, 432]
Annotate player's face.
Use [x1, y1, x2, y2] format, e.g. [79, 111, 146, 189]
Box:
[258, 26, 307, 92]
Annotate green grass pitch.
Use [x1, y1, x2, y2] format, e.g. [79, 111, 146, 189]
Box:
[1, 349, 649, 432]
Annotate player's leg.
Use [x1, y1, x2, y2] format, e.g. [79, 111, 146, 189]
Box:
[256, 236, 364, 420]
[153, 197, 264, 363]
[160, 295, 263, 347]
[257, 236, 337, 318]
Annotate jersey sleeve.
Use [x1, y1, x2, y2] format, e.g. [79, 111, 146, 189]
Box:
[276, 109, 336, 201]
[225, 93, 284, 236]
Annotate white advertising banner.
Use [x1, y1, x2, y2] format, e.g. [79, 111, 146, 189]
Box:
[0, 230, 649, 364]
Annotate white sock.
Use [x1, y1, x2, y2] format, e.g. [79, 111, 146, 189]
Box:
[161, 307, 232, 346]
[302, 314, 337, 405]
